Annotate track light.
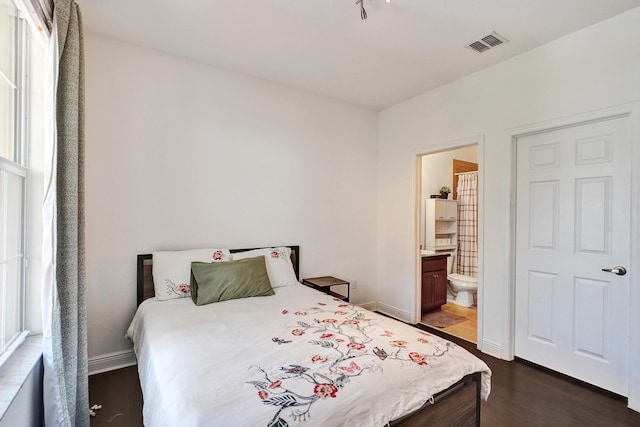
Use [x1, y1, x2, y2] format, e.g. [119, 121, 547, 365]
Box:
[355, 0, 367, 20]
[356, 0, 391, 21]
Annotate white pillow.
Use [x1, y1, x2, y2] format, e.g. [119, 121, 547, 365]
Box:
[233, 247, 298, 288]
[152, 248, 231, 300]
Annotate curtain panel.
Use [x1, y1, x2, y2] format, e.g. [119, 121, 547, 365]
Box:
[42, 0, 88, 426]
[456, 172, 478, 277]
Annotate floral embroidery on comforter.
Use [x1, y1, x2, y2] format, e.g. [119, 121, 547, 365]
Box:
[248, 299, 457, 427]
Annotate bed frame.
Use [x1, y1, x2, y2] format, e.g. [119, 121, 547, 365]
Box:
[135, 245, 481, 426]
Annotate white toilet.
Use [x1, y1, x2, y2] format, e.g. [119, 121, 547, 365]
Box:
[446, 254, 477, 307]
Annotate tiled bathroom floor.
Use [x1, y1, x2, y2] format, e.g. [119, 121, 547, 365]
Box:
[423, 302, 477, 343]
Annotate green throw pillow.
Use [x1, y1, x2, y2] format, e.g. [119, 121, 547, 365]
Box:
[190, 256, 274, 305]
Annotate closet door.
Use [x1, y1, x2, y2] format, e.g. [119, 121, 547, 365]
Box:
[515, 116, 631, 395]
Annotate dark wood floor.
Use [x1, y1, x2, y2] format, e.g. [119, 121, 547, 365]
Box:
[89, 365, 143, 426]
[89, 331, 640, 427]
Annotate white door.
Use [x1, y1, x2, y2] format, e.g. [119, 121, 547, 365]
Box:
[515, 116, 631, 395]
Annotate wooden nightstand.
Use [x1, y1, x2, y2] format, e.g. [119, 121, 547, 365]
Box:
[302, 276, 350, 302]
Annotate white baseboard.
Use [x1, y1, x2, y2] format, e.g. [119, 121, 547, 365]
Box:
[356, 301, 377, 311]
[376, 302, 411, 323]
[88, 350, 137, 376]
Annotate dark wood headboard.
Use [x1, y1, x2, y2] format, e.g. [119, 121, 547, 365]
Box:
[137, 246, 300, 306]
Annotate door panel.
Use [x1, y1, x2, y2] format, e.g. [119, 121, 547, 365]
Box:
[575, 177, 610, 253]
[515, 116, 630, 396]
[530, 181, 558, 250]
[527, 270, 556, 344]
[573, 277, 608, 360]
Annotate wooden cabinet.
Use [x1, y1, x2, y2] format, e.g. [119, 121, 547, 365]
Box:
[421, 255, 448, 313]
[425, 199, 457, 252]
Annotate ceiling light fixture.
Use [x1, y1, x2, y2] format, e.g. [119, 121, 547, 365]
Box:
[356, 0, 367, 20]
[356, 0, 390, 20]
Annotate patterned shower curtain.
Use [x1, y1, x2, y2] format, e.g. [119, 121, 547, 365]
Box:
[456, 172, 478, 277]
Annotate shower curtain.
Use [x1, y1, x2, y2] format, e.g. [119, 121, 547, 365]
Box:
[456, 172, 478, 277]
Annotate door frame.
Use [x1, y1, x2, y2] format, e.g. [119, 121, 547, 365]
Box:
[412, 135, 484, 345]
[504, 102, 640, 410]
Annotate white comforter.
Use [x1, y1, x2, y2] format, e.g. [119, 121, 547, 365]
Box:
[126, 284, 490, 427]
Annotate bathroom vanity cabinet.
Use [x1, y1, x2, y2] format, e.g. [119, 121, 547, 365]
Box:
[424, 199, 457, 252]
[421, 255, 448, 313]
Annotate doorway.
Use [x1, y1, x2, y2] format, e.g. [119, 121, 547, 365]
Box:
[417, 143, 479, 344]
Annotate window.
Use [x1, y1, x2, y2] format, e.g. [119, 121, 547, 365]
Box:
[0, 0, 29, 365]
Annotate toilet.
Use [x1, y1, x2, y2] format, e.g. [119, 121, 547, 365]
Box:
[446, 254, 477, 307]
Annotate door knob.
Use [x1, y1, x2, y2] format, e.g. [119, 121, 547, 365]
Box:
[601, 266, 627, 276]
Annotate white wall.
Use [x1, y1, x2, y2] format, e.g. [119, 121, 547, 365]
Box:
[419, 146, 477, 248]
[421, 145, 477, 198]
[0, 357, 42, 427]
[84, 35, 379, 360]
[377, 6, 640, 349]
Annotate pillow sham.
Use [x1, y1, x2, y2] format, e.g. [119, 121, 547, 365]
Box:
[232, 247, 298, 287]
[152, 248, 231, 301]
[190, 256, 274, 305]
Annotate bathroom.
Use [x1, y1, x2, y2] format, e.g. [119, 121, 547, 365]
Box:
[419, 144, 478, 343]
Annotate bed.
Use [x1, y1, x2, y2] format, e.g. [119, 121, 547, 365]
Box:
[127, 246, 491, 426]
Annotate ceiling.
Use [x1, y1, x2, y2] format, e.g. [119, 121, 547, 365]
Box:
[77, 0, 640, 111]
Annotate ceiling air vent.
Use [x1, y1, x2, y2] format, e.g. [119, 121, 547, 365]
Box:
[466, 31, 509, 54]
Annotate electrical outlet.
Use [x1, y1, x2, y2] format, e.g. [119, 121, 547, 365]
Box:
[351, 279, 358, 290]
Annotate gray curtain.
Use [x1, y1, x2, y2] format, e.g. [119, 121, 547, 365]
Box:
[50, 0, 88, 425]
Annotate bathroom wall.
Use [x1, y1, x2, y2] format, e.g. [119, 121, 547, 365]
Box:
[419, 145, 478, 249]
[421, 145, 478, 197]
